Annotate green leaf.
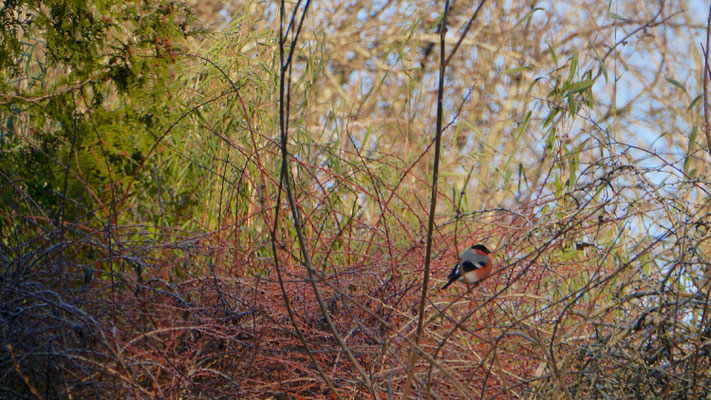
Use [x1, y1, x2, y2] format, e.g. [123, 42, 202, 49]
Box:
[684, 126, 697, 175]
[592, 45, 608, 83]
[566, 79, 595, 94]
[518, 111, 532, 139]
[515, 7, 544, 27]
[569, 51, 578, 79]
[568, 142, 584, 190]
[545, 126, 557, 150]
[609, 12, 630, 22]
[362, 124, 373, 149]
[688, 94, 702, 111]
[518, 162, 528, 191]
[461, 120, 483, 139]
[543, 108, 559, 128]
[689, 125, 698, 146]
[526, 76, 543, 97]
[504, 66, 533, 75]
[568, 90, 577, 114]
[503, 168, 512, 185]
[548, 43, 558, 65]
[452, 120, 462, 148]
[666, 78, 687, 95]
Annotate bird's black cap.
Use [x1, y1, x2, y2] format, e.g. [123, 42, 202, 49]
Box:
[471, 244, 491, 254]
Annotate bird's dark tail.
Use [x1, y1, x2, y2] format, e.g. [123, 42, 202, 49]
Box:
[442, 264, 461, 290]
[442, 275, 458, 290]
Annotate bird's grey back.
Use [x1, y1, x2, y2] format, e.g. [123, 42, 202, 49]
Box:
[460, 248, 489, 271]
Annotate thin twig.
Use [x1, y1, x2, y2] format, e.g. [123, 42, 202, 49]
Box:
[402, 2, 450, 398]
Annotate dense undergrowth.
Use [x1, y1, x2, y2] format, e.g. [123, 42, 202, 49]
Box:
[2, 0, 711, 398]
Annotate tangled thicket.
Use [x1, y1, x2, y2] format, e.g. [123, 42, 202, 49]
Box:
[2, 0, 711, 398]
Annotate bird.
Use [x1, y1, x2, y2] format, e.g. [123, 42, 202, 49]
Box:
[442, 244, 493, 290]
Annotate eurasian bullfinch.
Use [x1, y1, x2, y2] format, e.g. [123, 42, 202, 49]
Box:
[442, 244, 493, 290]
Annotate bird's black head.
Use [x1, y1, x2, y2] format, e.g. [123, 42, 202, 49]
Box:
[471, 244, 491, 254]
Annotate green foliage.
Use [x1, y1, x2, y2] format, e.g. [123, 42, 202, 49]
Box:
[0, 0, 200, 243]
